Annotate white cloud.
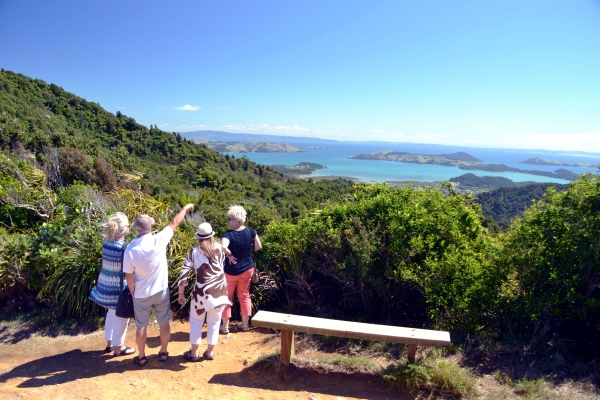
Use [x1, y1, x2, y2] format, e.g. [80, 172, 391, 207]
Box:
[174, 104, 202, 111]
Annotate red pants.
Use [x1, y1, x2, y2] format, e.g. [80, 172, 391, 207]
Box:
[222, 268, 254, 319]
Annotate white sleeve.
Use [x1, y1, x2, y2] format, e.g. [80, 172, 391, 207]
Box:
[178, 248, 195, 287]
[155, 226, 174, 247]
[122, 250, 134, 274]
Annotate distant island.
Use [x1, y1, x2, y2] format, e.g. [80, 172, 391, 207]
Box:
[299, 146, 327, 150]
[351, 150, 581, 181]
[350, 151, 483, 166]
[194, 140, 302, 153]
[269, 162, 326, 177]
[520, 157, 598, 168]
[458, 164, 579, 181]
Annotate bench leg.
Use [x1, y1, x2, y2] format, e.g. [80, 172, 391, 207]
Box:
[407, 344, 417, 363]
[280, 329, 295, 366]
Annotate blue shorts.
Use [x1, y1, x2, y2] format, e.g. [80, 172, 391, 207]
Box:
[133, 288, 171, 327]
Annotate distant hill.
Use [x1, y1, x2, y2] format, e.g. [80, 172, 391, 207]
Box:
[439, 152, 483, 162]
[450, 173, 535, 190]
[476, 182, 570, 228]
[458, 164, 580, 181]
[520, 157, 598, 168]
[350, 150, 482, 166]
[195, 140, 302, 153]
[269, 162, 326, 177]
[182, 130, 338, 144]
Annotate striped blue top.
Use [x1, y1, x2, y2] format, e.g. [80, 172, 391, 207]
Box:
[89, 239, 127, 309]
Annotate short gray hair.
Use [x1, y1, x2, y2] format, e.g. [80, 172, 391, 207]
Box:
[227, 205, 247, 224]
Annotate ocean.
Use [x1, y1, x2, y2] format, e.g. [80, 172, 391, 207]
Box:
[189, 133, 600, 184]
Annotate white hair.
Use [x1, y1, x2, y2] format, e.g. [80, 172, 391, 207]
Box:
[102, 212, 129, 240]
[227, 205, 247, 224]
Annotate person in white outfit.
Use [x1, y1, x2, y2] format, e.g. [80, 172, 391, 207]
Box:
[123, 204, 194, 366]
[178, 222, 230, 361]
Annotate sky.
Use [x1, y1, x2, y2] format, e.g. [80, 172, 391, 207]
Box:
[1, 0, 600, 152]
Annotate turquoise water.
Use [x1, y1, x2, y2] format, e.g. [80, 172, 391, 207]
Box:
[221, 140, 599, 184]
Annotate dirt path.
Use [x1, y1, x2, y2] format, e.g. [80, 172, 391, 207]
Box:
[0, 322, 404, 400]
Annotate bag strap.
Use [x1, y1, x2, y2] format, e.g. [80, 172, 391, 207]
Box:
[119, 244, 128, 291]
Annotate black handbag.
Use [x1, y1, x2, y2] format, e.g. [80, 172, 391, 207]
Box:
[115, 245, 135, 319]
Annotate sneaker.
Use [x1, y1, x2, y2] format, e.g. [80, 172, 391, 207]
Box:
[237, 323, 250, 332]
[220, 324, 229, 334]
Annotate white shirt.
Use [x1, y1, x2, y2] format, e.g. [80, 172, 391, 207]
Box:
[123, 226, 173, 298]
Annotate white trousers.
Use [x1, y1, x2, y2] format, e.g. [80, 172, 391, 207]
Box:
[104, 308, 129, 346]
[190, 307, 224, 346]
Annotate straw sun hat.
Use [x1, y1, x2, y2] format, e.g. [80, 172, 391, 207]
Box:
[194, 222, 215, 239]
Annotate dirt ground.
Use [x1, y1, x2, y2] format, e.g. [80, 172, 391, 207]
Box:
[0, 321, 405, 400]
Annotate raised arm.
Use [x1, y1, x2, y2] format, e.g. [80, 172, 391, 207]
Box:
[168, 203, 194, 231]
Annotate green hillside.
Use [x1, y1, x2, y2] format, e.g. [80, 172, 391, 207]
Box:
[0, 70, 353, 225]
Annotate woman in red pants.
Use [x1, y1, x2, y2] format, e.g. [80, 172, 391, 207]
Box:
[220, 205, 262, 333]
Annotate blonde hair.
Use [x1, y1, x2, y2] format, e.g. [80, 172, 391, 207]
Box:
[227, 205, 247, 224]
[197, 237, 218, 262]
[102, 212, 129, 240]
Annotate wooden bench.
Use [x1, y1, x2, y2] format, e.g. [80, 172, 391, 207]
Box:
[251, 310, 451, 366]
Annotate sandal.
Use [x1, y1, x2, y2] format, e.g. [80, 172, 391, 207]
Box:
[133, 356, 148, 366]
[158, 351, 169, 362]
[220, 325, 229, 334]
[203, 350, 215, 361]
[103, 346, 112, 354]
[114, 346, 135, 357]
[237, 323, 250, 332]
[183, 350, 201, 362]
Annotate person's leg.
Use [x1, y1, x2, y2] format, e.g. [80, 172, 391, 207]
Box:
[132, 295, 153, 362]
[104, 308, 115, 348]
[136, 325, 148, 358]
[189, 308, 205, 358]
[112, 316, 134, 355]
[236, 268, 254, 329]
[206, 307, 223, 357]
[221, 273, 238, 331]
[153, 288, 172, 360]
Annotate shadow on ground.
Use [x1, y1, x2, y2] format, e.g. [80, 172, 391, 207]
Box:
[208, 358, 407, 400]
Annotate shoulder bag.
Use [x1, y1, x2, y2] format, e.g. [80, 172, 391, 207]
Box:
[115, 245, 135, 319]
[251, 232, 261, 284]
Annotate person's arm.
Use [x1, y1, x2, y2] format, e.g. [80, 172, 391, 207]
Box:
[125, 273, 135, 297]
[168, 203, 194, 231]
[221, 236, 237, 264]
[178, 282, 187, 306]
[253, 234, 262, 251]
[178, 249, 194, 305]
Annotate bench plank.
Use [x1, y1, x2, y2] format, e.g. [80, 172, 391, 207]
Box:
[252, 311, 451, 347]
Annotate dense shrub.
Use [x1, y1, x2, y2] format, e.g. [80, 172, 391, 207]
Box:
[262, 183, 497, 332]
[496, 174, 600, 357]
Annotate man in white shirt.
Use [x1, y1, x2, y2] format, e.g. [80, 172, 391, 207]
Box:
[124, 203, 194, 366]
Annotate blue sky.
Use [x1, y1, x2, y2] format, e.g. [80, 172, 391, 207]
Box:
[1, 1, 600, 152]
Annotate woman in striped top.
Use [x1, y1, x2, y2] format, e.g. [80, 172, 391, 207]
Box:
[89, 212, 136, 357]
